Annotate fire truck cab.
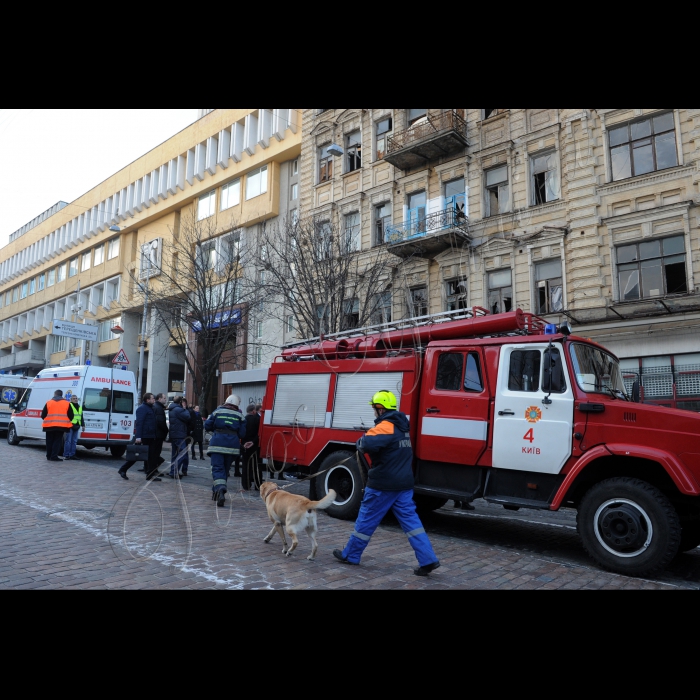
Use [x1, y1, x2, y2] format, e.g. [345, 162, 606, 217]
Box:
[260, 309, 700, 577]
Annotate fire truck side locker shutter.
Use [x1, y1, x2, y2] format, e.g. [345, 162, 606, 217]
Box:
[271, 374, 331, 427]
[332, 372, 404, 430]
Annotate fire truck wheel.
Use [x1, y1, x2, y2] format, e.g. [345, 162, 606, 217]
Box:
[317, 451, 363, 521]
[678, 521, 700, 553]
[7, 424, 21, 446]
[577, 477, 681, 577]
[110, 446, 127, 459]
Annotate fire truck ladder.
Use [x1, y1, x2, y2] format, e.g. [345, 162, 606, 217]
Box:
[282, 306, 492, 350]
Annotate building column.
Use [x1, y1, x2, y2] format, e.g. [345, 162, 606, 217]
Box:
[146, 310, 171, 396]
[120, 312, 141, 368]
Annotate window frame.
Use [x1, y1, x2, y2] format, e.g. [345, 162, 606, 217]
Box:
[409, 286, 428, 318]
[197, 190, 217, 220]
[608, 111, 678, 182]
[375, 117, 393, 160]
[345, 130, 362, 173]
[68, 257, 78, 277]
[535, 259, 564, 315]
[107, 238, 120, 260]
[488, 268, 513, 315]
[318, 146, 333, 183]
[220, 179, 241, 211]
[93, 244, 104, 266]
[245, 165, 268, 201]
[485, 165, 510, 217]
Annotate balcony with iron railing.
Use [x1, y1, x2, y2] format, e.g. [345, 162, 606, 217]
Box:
[384, 110, 468, 170]
[385, 198, 470, 258]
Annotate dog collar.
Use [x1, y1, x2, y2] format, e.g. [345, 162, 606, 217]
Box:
[263, 487, 278, 502]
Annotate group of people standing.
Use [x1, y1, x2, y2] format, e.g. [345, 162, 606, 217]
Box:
[41, 389, 85, 461]
[112, 392, 260, 505]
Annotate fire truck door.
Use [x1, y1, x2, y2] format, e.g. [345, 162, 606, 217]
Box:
[493, 343, 574, 475]
[418, 348, 490, 466]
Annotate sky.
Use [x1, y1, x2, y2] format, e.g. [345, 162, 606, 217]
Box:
[0, 109, 197, 248]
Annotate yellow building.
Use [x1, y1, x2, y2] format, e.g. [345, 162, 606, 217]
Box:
[0, 109, 301, 406]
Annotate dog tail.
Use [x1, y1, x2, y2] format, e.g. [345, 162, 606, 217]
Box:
[309, 489, 337, 511]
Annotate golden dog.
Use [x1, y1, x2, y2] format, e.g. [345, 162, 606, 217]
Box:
[260, 481, 336, 560]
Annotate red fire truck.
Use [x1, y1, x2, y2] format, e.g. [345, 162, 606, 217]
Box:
[259, 308, 700, 577]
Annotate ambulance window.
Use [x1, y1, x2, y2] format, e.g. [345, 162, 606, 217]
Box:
[508, 350, 541, 392]
[112, 391, 134, 414]
[15, 389, 31, 411]
[84, 388, 110, 412]
[436, 353, 463, 391]
[464, 353, 484, 393]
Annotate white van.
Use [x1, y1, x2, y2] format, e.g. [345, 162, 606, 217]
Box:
[7, 365, 137, 458]
[0, 375, 33, 434]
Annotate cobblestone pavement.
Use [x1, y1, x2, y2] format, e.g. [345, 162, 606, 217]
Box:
[1, 439, 699, 590]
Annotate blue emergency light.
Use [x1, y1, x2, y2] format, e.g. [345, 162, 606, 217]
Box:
[545, 324, 558, 335]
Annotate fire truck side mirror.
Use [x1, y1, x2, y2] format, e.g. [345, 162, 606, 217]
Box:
[632, 380, 640, 403]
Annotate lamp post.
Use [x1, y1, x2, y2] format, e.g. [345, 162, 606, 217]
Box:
[136, 240, 160, 402]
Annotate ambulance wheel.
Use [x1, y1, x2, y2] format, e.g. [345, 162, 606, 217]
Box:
[577, 477, 681, 577]
[110, 446, 126, 459]
[7, 424, 21, 446]
[316, 451, 362, 521]
[678, 521, 700, 553]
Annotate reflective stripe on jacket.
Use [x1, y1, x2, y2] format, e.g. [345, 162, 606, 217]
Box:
[42, 398, 73, 430]
[205, 405, 245, 455]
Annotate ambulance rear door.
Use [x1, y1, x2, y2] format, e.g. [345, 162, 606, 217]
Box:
[107, 369, 136, 442]
[81, 369, 112, 441]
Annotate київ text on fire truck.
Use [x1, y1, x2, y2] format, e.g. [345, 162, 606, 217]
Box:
[258, 307, 700, 577]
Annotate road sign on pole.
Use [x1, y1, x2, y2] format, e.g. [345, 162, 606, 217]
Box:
[112, 349, 130, 365]
[52, 320, 99, 343]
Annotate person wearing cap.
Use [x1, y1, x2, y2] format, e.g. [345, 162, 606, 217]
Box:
[63, 394, 85, 461]
[41, 390, 75, 462]
[333, 390, 440, 576]
[204, 394, 246, 507]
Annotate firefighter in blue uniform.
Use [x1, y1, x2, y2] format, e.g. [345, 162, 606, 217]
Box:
[333, 390, 440, 576]
[205, 394, 246, 507]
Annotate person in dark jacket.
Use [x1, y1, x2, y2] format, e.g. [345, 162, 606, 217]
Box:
[41, 389, 75, 462]
[168, 396, 191, 478]
[190, 405, 205, 460]
[153, 393, 169, 467]
[205, 394, 245, 507]
[333, 390, 440, 576]
[242, 403, 261, 485]
[118, 393, 161, 481]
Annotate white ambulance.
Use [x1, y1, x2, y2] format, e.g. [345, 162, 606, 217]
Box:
[7, 365, 137, 458]
[0, 375, 33, 434]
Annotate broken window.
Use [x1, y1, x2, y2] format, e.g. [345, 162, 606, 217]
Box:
[341, 298, 360, 330]
[318, 145, 333, 183]
[409, 287, 428, 318]
[344, 212, 360, 252]
[531, 151, 559, 205]
[536, 259, 564, 314]
[616, 235, 688, 301]
[408, 109, 428, 126]
[376, 117, 393, 160]
[345, 131, 362, 172]
[483, 109, 505, 120]
[609, 112, 677, 181]
[485, 165, 509, 216]
[488, 269, 512, 315]
[445, 279, 468, 311]
[370, 291, 392, 326]
[375, 203, 391, 246]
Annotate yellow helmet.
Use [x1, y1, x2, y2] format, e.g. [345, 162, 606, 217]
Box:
[369, 390, 397, 410]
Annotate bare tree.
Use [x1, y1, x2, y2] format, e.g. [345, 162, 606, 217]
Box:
[253, 216, 401, 341]
[126, 209, 262, 411]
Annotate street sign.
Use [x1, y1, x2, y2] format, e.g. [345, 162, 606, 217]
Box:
[112, 349, 130, 365]
[52, 320, 99, 343]
[59, 357, 81, 367]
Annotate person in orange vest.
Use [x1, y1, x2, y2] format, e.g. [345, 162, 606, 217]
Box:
[41, 389, 76, 462]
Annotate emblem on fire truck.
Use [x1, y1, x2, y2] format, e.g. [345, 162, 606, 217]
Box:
[525, 406, 542, 424]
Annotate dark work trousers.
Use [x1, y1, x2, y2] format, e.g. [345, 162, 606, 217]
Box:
[45, 431, 68, 460]
[120, 439, 160, 477]
[170, 438, 190, 476]
[211, 453, 235, 494]
[153, 438, 165, 466]
[191, 440, 204, 459]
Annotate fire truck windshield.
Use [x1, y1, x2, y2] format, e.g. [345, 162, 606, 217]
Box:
[570, 343, 628, 399]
